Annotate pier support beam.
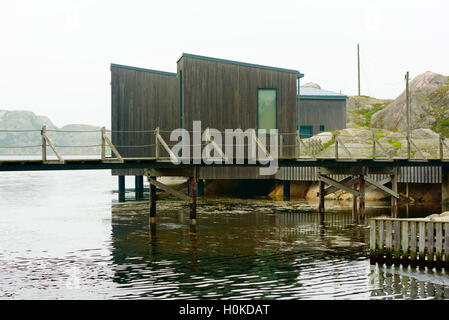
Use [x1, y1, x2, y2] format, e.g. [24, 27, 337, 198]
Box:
[442, 168, 449, 212]
[135, 175, 144, 200]
[149, 176, 157, 224]
[319, 180, 325, 213]
[391, 167, 398, 217]
[283, 180, 291, 201]
[197, 178, 204, 197]
[118, 176, 125, 202]
[359, 168, 366, 216]
[189, 170, 198, 224]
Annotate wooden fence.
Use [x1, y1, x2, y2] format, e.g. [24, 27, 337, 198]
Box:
[370, 217, 449, 269]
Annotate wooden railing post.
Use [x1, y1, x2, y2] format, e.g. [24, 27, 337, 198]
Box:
[372, 132, 376, 160]
[440, 134, 444, 160]
[295, 129, 299, 158]
[155, 127, 160, 160]
[407, 133, 411, 160]
[41, 124, 47, 162]
[101, 126, 106, 161]
[334, 132, 338, 160]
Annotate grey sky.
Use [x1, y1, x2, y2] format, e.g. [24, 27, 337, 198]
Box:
[1, 0, 448, 128]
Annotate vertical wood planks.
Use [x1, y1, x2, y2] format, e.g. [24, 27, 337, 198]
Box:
[378, 220, 384, 256]
[435, 222, 442, 264]
[401, 221, 409, 260]
[393, 221, 401, 261]
[419, 222, 426, 261]
[426, 222, 434, 263]
[370, 220, 376, 258]
[410, 221, 417, 262]
[445, 223, 449, 266]
[385, 221, 392, 260]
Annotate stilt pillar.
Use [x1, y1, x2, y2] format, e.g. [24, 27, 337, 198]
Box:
[283, 180, 291, 201]
[442, 167, 449, 212]
[189, 169, 198, 224]
[319, 180, 325, 213]
[149, 176, 157, 224]
[118, 175, 125, 202]
[391, 167, 398, 217]
[135, 175, 144, 200]
[197, 178, 204, 196]
[359, 172, 366, 216]
[352, 193, 358, 219]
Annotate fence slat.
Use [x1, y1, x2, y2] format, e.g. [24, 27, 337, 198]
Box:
[378, 220, 384, 256]
[393, 221, 401, 260]
[426, 222, 434, 262]
[435, 223, 442, 263]
[401, 221, 409, 260]
[445, 223, 449, 265]
[410, 221, 417, 261]
[386, 221, 392, 259]
[419, 222, 426, 261]
[370, 220, 376, 257]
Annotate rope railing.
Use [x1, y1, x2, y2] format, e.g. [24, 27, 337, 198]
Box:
[1, 125, 449, 162]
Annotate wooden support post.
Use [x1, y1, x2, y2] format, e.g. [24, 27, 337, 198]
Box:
[319, 179, 325, 213]
[135, 176, 143, 200]
[391, 167, 398, 217]
[189, 168, 198, 224]
[149, 177, 157, 224]
[359, 169, 366, 216]
[118, 176, 125, 202]
[197, 179, 204, 196]
[101, 127, 106, 160]
[155, 127, 160, 160]
[334, 133, 338, 160]
[442, 167, 449, 213]
[283, 180, 291, 201]
[41, 124, 47, 161]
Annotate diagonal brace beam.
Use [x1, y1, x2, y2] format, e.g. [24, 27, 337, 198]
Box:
[319, 174, 360, 197]
[365, 176, 399, 198]
[147, 177, 191, 202]
[324, 176, 359, 196]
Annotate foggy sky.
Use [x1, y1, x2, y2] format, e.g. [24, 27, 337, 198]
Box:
[1, 0, 448, 128]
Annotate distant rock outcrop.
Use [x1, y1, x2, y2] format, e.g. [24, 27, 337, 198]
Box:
[302, 82, 321, 89]
[371, 71, 449, 132]
[0, 110, 105, 155]
[346, 95, 392, 128]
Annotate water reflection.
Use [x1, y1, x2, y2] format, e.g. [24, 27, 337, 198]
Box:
[108, 198, 448, 299]
[0, 170, 447, 299]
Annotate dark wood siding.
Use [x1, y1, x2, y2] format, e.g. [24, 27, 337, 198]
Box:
[111, 65, 178, 176]
[180, 56, 298, 179]
[299, 99, 346, 135]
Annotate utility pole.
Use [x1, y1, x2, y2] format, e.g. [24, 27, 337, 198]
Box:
[406, 71, 411, 159]
[357, 44, 361, 96]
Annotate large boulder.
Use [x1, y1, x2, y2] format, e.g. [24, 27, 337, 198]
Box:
[371, 71, 449, 131]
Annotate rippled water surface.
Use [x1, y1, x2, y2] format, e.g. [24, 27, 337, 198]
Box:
[0, 170, 448, 299]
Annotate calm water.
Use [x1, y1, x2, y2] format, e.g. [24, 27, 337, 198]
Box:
[0, 170, 448, 300]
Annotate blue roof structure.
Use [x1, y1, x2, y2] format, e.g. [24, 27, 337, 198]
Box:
[299, 86, 348, 100]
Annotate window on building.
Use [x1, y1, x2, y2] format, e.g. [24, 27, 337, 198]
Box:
[319, 125, 325, 132]
[300, 126, 313, 138]
[257, 89, 277, 131]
